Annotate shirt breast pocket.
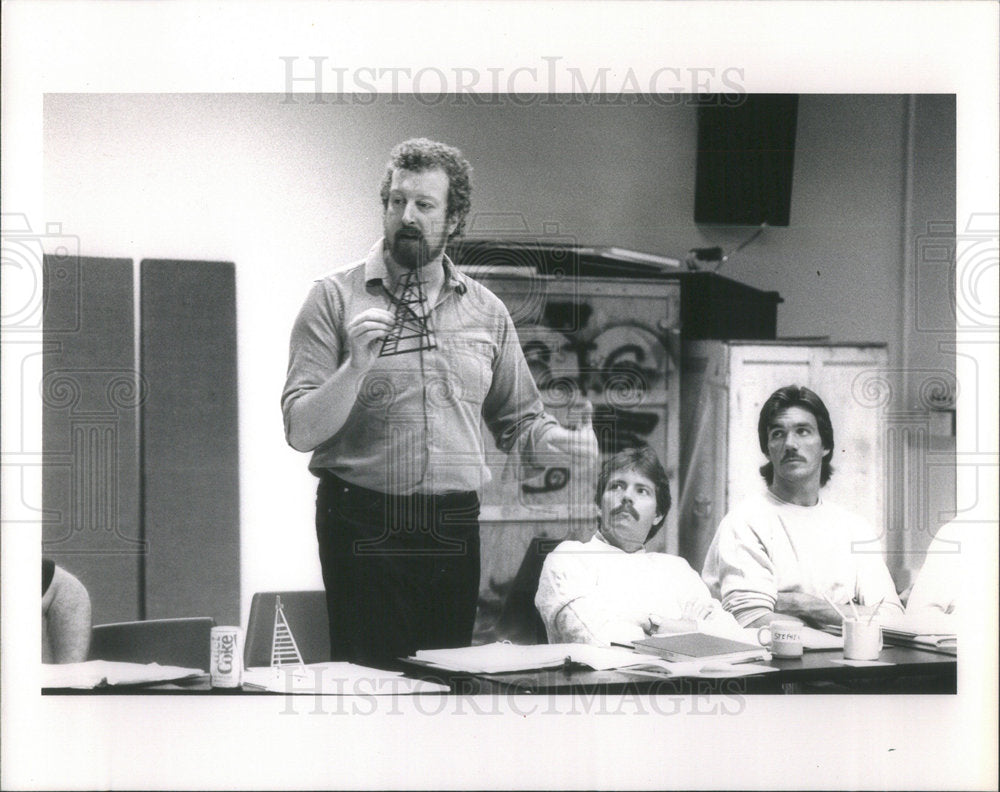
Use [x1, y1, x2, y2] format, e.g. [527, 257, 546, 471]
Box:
[438, 338, 494, 407]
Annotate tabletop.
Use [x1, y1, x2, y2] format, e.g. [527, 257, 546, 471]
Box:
[42, 645, 956, 696]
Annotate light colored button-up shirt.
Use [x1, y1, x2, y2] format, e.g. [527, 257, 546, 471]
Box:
[282, 240, 559, 495]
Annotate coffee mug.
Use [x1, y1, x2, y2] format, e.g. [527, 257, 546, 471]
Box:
[843, 618, 883, 661]
[757, 620, 804, 658]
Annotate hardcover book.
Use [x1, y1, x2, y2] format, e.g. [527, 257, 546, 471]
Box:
[633, 632, 770, 664]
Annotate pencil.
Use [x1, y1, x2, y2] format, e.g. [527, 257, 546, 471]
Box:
[867, 597, 886, 625]
[822, 593, 849, 622]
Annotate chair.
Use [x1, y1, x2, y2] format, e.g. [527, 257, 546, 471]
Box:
[88, 617, 215, 670]
[494, 536, 562, 644]
[243, 591, 331, 667]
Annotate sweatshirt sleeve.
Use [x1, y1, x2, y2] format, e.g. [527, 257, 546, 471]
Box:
[702, 510, 778, 627]
[534, 545, 645, 646]
[671, 560, 742, 630]
[849, 516, 904, 615]
[906, 523, 960, 615]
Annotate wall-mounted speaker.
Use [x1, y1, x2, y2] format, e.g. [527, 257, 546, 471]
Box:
[694, 94, 799, 227]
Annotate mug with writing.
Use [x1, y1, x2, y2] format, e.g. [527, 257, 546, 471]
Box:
[756, 620, 804, 658]
[843, 617, 883, 661]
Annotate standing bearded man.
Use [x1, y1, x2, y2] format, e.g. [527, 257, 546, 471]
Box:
[282, 138, 598, 667]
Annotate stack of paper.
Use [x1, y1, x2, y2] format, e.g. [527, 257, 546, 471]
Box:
[412, 642, 659, 673]
[800, 626, 844, 650]
[622, 660, 780, 680]
[242, 663, 449, 694]
[878, 613, 957, 653]
[41, 661, 204, 689]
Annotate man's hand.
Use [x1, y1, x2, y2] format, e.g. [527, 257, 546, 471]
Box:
[345, 307, 396, 371]
[646, 602, 721, 635]
[773, 591, 845, 628]
[646, 614, 697, 635]
[541, 399, 600, 464]
[680, 600, 718, 622]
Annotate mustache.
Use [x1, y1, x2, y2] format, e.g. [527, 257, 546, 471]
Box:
[612, 502, 639, 520]
[395, 227, 423, 239]
[781, 451, 806, 462]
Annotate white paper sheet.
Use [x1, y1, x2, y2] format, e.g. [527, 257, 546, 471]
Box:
[41, 661, 205, 689]
[242, 662, 450, 694]
[412, 642, 662, 673]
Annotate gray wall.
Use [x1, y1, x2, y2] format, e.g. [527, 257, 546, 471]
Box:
[43, 93, 955, 620]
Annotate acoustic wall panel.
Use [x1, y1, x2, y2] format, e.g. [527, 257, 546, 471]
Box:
[42, 256, 142, 624]
[140, 260, 240, 625]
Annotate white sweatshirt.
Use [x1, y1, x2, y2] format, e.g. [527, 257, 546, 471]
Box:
[535, 533, 737, 646]
[701, 491, 903, 627]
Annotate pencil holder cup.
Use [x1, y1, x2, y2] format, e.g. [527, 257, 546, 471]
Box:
[843, 618, 882, 661]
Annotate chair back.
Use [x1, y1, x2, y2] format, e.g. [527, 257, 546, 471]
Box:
[89, 617, 215, 670]
[243, 591, 330, 667]
[495, 536, 563, 644]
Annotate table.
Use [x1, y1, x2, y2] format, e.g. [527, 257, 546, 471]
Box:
[41, 646, 955, 696]
[467, 646, 956, 695]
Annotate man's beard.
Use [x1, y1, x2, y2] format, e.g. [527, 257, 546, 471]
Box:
[390, 228, 445, 270]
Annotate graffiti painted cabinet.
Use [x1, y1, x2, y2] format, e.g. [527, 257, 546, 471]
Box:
[470, 270, 681, 537]
[466, 271, 681, 641]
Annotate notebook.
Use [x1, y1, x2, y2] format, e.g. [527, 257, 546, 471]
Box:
[632, 632, 771, 664]
[877, 613, 957, 654]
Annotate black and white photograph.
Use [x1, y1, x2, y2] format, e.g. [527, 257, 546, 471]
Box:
[2, 2, 997, 790]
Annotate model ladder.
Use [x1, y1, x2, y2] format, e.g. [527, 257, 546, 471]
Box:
[270, 595, 305, 667]
[379, 268, 437, 357]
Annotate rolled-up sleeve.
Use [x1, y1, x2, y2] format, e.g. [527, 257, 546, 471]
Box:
[534, 546, 645, 646]
[852, 522, 904, 615]
[906, 523, 959, 616]
[281, 281, 344, 445]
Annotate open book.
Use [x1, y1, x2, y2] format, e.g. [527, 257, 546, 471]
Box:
[632, 633, 771, 664]
[878, 613, 957, 653]
[410, 642, 660, 674]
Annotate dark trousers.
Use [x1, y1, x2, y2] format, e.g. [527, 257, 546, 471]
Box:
[315, 471, 481, 668]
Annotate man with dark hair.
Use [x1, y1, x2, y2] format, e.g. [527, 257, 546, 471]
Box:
[535, 446, 736, 646]
[702, 385, 903, 628]
[282, 138, 598, 667]
[756, 385, 836, 489]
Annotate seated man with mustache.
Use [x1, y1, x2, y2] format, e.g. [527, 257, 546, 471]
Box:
[535, 446, 736, 646]
[701, 385, 903, 628]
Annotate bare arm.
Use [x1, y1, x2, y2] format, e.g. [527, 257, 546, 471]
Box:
[43, 567, 92, 664]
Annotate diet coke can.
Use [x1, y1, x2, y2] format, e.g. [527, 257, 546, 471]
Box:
[210, 626, 243, 688]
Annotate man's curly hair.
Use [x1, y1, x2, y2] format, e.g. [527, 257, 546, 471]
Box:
[379, 138, 473, 239]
